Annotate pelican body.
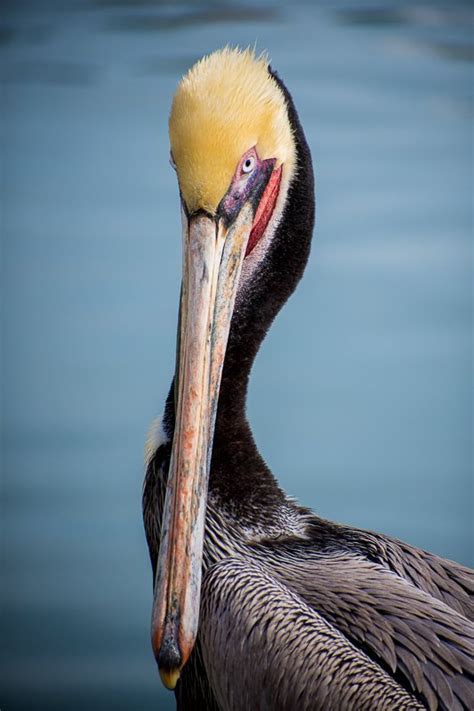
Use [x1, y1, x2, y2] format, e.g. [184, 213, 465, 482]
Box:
[143, 48, 473, 710]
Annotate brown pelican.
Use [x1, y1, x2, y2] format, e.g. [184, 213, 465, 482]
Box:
[143, 47, 473, 710]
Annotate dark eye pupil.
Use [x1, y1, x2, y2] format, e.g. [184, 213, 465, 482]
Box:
[245, 159, 252, 167]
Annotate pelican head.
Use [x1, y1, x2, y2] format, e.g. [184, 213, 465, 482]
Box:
[151, 47, 299, 690]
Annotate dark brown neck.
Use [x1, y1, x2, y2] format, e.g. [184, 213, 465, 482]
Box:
[207, 68, 315, 516]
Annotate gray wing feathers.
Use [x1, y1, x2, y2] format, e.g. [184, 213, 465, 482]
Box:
[305, 519, 473, 620]
[374, 536, 474, 621]
[200, 557, 424, 711]
[200, 551, 473, 711]
[265, 552, 474, 711]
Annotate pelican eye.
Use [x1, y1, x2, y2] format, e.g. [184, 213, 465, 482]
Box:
[242, 156, 256, 174]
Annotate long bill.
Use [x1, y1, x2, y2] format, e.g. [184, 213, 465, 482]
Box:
[151, 204, 254, 690]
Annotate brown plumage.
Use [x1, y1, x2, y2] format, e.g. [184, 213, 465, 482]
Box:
[143, 48, 474, 710]
[144, 456, 474, 710]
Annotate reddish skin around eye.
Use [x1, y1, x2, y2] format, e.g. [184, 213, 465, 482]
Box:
[245, 164, 283, 257]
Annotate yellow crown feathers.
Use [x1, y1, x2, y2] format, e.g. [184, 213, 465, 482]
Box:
[169, 47, 296, 215]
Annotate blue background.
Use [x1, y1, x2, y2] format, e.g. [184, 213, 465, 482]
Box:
[2, 1, 472, 709]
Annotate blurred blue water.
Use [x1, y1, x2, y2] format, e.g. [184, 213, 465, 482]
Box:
[1, 1, 472, 709]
